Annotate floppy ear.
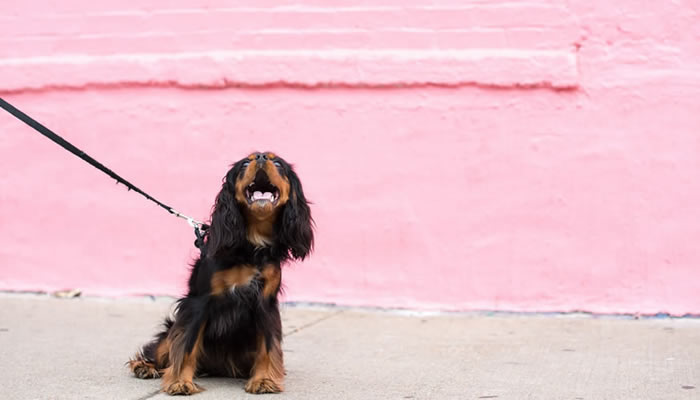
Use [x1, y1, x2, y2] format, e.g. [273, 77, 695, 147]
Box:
[206, 168, 245, 256]
[278, 168, 314, 260]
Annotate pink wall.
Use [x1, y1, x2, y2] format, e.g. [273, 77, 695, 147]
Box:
[1, 1, 700, 315]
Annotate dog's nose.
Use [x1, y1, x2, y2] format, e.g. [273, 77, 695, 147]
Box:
[255, 153, 268, 169]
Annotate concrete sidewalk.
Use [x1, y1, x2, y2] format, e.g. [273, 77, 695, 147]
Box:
[1, 294, 698, 400]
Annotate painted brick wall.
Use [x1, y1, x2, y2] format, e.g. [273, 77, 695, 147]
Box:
[1, 1, 699, 314]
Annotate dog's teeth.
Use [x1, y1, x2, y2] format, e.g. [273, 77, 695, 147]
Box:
[251, 191, 276, 201]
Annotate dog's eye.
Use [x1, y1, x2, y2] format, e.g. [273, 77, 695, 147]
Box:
[242, 161, 250, 167]
[273, 161, 281, 168]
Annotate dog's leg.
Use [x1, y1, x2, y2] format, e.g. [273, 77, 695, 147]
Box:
[161, 299, 208, 396]
[129, 320, 172, 379]
[244, 328, 285, 394]
[245, 265, 284, 394]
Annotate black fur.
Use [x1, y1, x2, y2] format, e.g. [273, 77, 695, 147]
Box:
[277, 168, 314, 260]
[130, 153, 313, 390]
[206, 165, 246, 257]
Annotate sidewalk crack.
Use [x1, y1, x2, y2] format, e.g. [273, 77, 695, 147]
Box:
[134, 389, 161, 400]
[284, 309, 344, 337]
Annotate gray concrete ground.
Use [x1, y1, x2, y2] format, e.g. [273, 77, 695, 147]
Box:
[1, 293, 699, 400]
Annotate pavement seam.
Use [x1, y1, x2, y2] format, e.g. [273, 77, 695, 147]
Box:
[133, 389, 161, 400]
[284, 309, 345, 337]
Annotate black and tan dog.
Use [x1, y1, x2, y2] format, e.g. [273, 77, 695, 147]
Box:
[129, 152, 313, 395]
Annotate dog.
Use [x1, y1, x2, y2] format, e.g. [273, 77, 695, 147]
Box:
[128, 152, 313, 395]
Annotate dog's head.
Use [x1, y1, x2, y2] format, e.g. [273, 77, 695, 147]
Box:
[207, 152, 313, 260]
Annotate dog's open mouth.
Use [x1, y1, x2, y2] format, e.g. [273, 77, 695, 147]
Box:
[246, 170, 279, 205]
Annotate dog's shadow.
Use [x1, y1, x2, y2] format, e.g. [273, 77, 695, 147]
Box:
[130, 376, 251, 397]
[191, 376, 248, 393]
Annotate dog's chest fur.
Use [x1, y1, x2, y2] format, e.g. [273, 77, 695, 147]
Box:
[204, 262, 281, 339]
[210, 265, 260, 295]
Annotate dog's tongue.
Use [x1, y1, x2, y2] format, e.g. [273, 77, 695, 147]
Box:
[252, 191, 274, 201]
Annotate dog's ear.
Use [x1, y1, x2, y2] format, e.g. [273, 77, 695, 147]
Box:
[278, 168, 314, 260]
[207, 167, 245, 256]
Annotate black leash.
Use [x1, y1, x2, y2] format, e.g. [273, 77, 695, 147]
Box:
[0, 97, 208, 248]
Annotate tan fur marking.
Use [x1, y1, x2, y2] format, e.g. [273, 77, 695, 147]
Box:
[234, 161, 258, 205]
[155, 337, 170, 369]
[246, 218, 275, 248]
[210, 265, 258, 296]
[245, 333, 285, 393]
[129, 335, 171, 379]
[129, 359, 160, 379]
[261, 264, 281, 298]
[161, 324, 205, 395]
[263, 161, 290, 205]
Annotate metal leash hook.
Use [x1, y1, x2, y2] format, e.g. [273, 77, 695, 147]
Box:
[189, 219, 208, 249]
[171, 209, 209, 249]
[193, 225, 207, 249]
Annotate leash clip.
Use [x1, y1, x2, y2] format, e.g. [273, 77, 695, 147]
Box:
[170, 208, 208, 249]
[193, 223, 209, 250]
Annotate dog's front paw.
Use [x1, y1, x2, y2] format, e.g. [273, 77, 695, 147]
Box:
[128, 359, 161, 379]
[164, 380, 202, 396]
[245, 378, 284, 394]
